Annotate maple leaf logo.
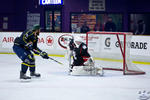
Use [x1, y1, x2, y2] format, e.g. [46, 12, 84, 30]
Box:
[46, 36, 53, 46]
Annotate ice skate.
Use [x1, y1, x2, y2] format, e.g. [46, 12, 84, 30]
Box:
[20, 71, 31, 80]
[30, 72, 41, 78]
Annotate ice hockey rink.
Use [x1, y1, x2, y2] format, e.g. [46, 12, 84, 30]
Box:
[0, 54, 150, 100]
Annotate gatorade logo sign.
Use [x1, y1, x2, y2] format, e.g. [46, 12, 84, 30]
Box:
[105, 37, 111, 47]
[115, 41, 148, 50]
[104, 37, 111, 50]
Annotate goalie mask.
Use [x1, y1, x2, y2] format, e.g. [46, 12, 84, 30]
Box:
[74, 36, 83, 48]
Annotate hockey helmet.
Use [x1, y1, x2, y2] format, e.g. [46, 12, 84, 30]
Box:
[74, 36, 82, 42]
[74, 36, 83, 47]
[32, 24, 40, 31]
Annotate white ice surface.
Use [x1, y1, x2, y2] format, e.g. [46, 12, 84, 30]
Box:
[0, 54, 150, 100]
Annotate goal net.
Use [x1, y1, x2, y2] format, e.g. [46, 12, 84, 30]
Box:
[86, 31, 145, 75]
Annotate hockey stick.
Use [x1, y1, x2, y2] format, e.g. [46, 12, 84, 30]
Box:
[48, 57, 63, 65]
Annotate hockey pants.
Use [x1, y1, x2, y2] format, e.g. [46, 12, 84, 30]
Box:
[13, 45, 36, 74]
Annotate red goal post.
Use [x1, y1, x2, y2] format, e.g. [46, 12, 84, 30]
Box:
[86, 31, 145, 75]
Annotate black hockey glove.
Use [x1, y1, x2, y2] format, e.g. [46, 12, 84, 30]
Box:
[40, 51, 49, 59]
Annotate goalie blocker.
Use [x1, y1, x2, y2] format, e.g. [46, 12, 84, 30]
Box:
[66, 36, 104, 76]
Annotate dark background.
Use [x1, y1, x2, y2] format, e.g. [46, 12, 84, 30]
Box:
[0, 0, 150, 34]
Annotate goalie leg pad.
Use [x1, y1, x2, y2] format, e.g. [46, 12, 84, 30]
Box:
[70, 66, 103, 76]
[84, 57, 94, 66]
[96, 67, 104, 76]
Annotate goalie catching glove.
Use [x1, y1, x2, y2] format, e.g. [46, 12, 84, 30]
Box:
[40, 51, 49, 59]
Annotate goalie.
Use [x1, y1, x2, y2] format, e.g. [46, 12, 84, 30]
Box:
[66, 36, 103, 76]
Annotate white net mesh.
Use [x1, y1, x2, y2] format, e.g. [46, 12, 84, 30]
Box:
[86, 31, 145, 75]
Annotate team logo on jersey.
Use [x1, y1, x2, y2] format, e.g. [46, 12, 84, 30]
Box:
[58, 34, 73, 49]
[46, 36, 54, 46]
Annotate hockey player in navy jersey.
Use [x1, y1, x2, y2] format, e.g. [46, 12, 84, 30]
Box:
[13, 24, 49, 80]
[66, 36, 103, 76]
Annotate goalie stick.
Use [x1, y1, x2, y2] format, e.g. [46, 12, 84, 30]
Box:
[48, 57, 63, 65]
